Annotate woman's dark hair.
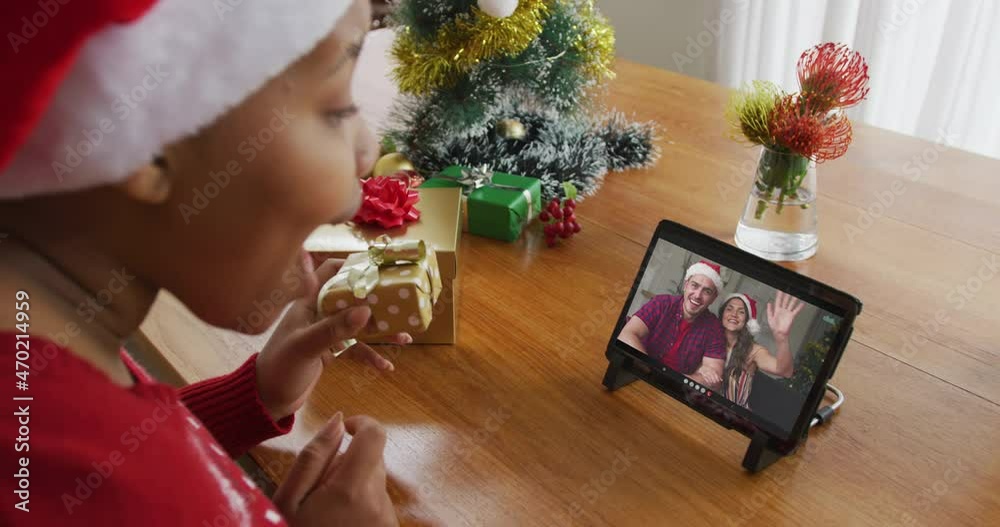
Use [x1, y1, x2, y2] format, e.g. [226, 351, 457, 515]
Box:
[719, 297, 756, 388]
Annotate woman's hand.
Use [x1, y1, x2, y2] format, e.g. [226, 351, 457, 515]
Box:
[273, 413, 398, 527]
[256, 256, 410, 421]
[766, 290, 805, 342]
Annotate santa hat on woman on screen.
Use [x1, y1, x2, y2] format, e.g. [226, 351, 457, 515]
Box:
[724, 292, 761, 335]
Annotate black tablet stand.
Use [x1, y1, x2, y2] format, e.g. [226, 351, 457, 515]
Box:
[601, 353, 641, 390]
[603, 353, 805, 474]
[742, 430, 788, 473]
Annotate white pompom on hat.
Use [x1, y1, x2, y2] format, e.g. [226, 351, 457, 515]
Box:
[478, 0, 520, 18]
[0, 0, 354, 199]
[724, 293, 761, 335]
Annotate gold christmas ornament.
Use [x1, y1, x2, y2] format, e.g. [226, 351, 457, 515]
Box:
[496, 118, 527, 140]
[372, 153, 415, 177]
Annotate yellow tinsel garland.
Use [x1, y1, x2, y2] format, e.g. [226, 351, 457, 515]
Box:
[572, 1, 616, 82]
[392, 0, 550, 95]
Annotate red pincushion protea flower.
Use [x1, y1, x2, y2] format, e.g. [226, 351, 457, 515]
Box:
[797, 42, 870, 112]
[770, 95, 853, 162]
[353, 176, 421, 229]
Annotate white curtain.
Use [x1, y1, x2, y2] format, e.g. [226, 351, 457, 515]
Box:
[704, 0, 1000, 159]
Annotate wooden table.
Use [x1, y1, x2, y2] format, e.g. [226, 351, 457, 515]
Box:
[139, 34, 1000, 526]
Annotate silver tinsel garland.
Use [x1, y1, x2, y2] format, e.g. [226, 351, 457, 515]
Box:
[386, 98, 661, 202]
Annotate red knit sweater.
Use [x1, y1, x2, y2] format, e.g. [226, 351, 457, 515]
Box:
[1, 333, 294, 525]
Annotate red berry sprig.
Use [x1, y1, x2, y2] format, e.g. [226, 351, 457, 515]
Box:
[539, 187, 581, 248]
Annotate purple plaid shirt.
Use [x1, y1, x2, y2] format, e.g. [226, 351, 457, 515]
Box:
[633, 294, 726, 374]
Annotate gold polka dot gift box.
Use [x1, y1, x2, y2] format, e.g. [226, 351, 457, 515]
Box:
[304, 187, 462, 344]
[317, 236, 442, 338]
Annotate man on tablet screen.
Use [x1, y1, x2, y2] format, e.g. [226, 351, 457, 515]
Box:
[618, 260, 726, 388]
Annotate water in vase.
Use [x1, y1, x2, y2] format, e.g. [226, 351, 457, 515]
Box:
[735, 182, 818, 261]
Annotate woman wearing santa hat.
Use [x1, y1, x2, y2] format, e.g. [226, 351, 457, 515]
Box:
[718, 291, 804, 409]
[1, 0, 403, 525]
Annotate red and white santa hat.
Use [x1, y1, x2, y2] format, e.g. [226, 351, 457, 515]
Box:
[723, 293, 761, 335]
[685, 259, 724, 292]
[0, 0, 354, 199]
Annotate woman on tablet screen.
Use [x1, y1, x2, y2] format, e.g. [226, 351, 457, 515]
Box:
[719, 291, 803, 408]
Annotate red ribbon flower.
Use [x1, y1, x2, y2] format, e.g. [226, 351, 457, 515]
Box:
[353, 176, 421, 229]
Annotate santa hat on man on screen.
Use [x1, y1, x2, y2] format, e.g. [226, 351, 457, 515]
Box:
[684, 260, 724, 292]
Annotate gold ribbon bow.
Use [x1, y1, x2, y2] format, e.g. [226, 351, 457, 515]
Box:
[343, 235, 426, 300]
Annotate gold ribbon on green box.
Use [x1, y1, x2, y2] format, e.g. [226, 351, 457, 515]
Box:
[317, 235, 442, 340]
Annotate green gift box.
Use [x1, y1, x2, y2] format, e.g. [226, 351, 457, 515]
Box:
[420, 165, 542, 242]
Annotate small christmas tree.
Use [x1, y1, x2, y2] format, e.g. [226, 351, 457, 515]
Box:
[385, 0, 659, 201]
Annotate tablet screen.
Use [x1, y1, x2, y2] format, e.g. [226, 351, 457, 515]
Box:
[615, 238, 843, 437]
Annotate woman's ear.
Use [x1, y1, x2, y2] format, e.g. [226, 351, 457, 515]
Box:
[116, 156, 172, 204]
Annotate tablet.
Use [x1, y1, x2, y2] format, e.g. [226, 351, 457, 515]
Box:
[606, 220, 861, 452]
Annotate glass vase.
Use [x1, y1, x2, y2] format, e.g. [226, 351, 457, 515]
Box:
[735, 146, 818, 261]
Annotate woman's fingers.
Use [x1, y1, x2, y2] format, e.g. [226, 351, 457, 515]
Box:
[291, 306, 372, 361]
[339, 332, 412, 368]
[296, 258, 347, 320]
[342, 341, 395, 371]
[273, 412, 345, 514]
[334, 415, 389, 482]
[304, 416, 397, 527]
[315, 258, 346, 287]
